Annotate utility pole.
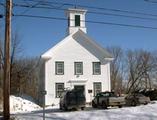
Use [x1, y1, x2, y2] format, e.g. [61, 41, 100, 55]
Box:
[3, 0, 12, 119]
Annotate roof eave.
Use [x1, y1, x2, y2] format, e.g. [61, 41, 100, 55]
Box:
[104, 57, 114, 61]
[41, 55, 51, 61]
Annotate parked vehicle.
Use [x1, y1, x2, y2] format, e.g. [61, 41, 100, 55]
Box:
[139, 89, 157, 101]
[92, 91, 125, 109]
[59, 89, 86, 111]
[125, 93, 150, 106]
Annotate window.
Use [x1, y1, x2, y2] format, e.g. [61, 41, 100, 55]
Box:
[75, 15, 80, 26]
[93, 82, 102, 96]
[56, 83, 64, 98]
[74, 62, 83, 75]
[93, 62, 101, 75]
[55, 62, 64, 75]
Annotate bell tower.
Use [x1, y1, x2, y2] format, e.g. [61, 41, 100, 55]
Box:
[66, 8, 87, 35]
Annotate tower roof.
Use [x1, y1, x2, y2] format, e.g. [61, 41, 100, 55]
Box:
[66, 8, 87, 15]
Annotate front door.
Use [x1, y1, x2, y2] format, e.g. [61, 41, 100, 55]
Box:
[74, 85, 85, 95]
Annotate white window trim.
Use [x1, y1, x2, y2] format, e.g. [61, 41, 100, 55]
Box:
[55, 83, 64, 98]
[74, 62, 83, 75]
[93, 62, 101, 75]
[55, 62, 64, 75]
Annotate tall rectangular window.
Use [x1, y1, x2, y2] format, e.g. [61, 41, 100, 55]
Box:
[74, 62, 83, 75]
[93, 82, 102, 96]
[56, 83, 64, 98]
[75, 15, 80, 26]
[55, 62, 64, 75]
[93, 62, 101, 75]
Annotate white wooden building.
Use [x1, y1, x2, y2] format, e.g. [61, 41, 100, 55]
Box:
[41, 8, 113, 105]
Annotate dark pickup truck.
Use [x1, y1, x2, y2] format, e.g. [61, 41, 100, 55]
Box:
[59, 89, 86, 110]
[92, 91, 125, 109]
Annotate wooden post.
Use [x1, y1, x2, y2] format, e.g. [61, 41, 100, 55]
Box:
[3, 0, 12, 119]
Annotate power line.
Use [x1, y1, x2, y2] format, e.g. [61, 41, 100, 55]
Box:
[0, 3, 5, 7]
[144, 0, 157, 3]
[88, 11, 157, 21]
[3, 1, 157, 30]
[20, 0, 157, 18]
[13, 3, 157, 22]
[19, 0, 45, 15]
[0, 3, 5, 19]
[13, 14, 157, 30]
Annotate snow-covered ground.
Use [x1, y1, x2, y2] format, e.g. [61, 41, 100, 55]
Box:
[1, 95, 156, 120]
[10, 95, 41, 113]
[13, 101, 157, 120]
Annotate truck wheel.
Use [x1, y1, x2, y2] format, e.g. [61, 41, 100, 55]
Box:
[59, 104, 62, 110]
[102, 101, 107, 109]
[92, 101, 97, 108]
[81, 107, 85, 110]
[131, 100, 137, 106]
[118, 105, 122, 108]
[63, 104, 68, 111]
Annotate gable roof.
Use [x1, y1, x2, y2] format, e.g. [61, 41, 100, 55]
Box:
[41, 29, 113, 61]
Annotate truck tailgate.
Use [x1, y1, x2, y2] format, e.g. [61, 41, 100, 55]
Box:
[109, 97, 125, 105]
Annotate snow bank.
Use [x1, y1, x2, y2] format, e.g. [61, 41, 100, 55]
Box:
[9, 95, 157, 120]
[14, 101, 157, 120]
[10, 95, 41, 113]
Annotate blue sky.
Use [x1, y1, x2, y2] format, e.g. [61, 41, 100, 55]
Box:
[0, 0, 157, 57]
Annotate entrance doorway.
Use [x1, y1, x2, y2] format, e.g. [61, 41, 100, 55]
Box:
[74, 85, 85, 94]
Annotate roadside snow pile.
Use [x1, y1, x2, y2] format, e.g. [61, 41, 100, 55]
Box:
[14, 101, 157, 120]
[10, 95, 41, 113]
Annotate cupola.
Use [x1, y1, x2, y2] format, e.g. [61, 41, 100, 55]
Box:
[66, 8, 87, 35]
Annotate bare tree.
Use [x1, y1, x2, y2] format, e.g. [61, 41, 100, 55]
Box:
[0, 31, 40, 102]
[107, 47, 157, 94]
[10, 57, 40, 98]
[9, 32, 24, 94]
[0, 31, 24, 93]
[0, 31, 4, 109]
[126, 49, 156, 93]
[107, 46, 125, 95]
[0, 40, 3, 70]
[148, 50, 157, 88]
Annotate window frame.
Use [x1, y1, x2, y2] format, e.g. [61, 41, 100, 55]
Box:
[93, 62, 101, 75]
[75, 15, 80, 27]
[55, 61, 64, 75]
[74, 62, 83, 75]
[55, 83, 64, 98]
[68, 17, 70, 27]
[93, 82, 102, 96]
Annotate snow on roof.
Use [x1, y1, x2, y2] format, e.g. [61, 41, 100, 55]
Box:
[41, 29, 113, 60]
